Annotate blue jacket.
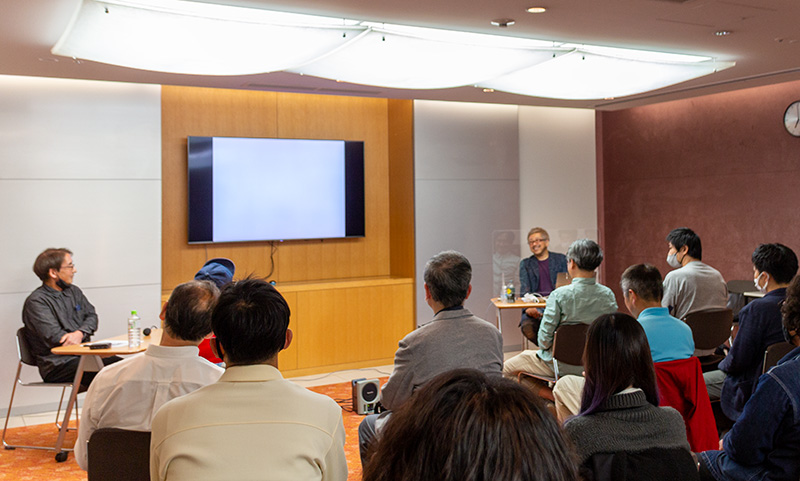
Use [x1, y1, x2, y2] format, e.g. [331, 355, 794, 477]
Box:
[519, 252, 567, 296]
[719, 288, 786, 420]
[701, 346, 800, 481]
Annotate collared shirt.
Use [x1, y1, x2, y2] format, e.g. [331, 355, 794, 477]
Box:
[537, 277, 618, 362]
[150, 364, 348, 481]
[22, 284, 98, 378]
[75, 344, 223, 470]
[637, 307, 694, 363]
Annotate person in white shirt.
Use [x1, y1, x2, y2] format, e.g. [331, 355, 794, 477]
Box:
[74, 280, 223, 470]
[150, 278, 348, 481]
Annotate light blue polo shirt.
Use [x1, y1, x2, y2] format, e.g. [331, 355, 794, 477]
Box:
[637, 307, 694, 362]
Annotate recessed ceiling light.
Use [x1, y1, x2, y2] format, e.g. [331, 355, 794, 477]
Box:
[490, 18, 515, 27]
[714, 30, 732, 36]
[527, 7, 547, 14]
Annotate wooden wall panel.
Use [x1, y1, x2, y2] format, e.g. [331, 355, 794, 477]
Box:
[161, 86, 280, 291]
[273, 93, 391, 283]
[161, 86, 415, 375]
[276, 291, 298, 371]
[388, 99, 416, 279]
[294, 282, 414, 369]
[162, 87, 410, 292]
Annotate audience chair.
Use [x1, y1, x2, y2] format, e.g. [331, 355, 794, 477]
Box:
[87, 428, 151, 481]
[682, 308, 733, 372]
[2, 327, 79, 462]
[654, 357, 718, 452]
[519, 323, 589, 399]
[762, 342, 795, 375]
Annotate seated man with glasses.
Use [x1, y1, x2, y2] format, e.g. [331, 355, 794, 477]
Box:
[518, 227, 568, 345]
[22, 248, 120, 387]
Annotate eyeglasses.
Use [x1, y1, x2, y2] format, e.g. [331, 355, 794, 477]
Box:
[528, 238, 548, 245]
[59, 263, 75, 271]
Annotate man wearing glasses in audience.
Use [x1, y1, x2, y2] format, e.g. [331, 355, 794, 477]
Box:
[22, 248, 120, 387]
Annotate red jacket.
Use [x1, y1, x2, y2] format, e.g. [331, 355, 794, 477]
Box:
[655, 357, 718, 452]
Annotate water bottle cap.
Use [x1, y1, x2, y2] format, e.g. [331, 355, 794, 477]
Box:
[131, 310, 138, 315]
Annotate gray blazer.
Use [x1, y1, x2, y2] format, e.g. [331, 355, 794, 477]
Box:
[380, 307, 504, 411]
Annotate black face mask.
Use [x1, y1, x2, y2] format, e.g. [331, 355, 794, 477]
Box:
[56, 279, 70, 290]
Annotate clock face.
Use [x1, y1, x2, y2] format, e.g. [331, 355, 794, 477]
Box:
[785, 101, 800, 137]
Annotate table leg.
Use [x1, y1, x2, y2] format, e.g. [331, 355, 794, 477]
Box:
[53, 355, 103, 461]
[495, 307, 503, 333]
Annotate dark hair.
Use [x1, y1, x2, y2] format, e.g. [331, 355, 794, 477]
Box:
[423, 251, 471, 308]
[666, 227, 702, 260]
[363, 369, 578, 481]
[752, 243, 798, 284]
[33, 248, 72, 281]
[566, 239, 604, 271]
[620, 264, 663, 302]
[211, 277, 290, 365]
[781, 275, 800, 336]
[164, 280, 220, 342]
[580, 313, 659, 416]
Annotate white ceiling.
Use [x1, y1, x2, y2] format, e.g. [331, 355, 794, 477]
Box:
[2, 0, 799, 110]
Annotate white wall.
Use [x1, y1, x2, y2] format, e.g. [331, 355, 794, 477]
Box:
[0, 75, 161, 416]
[414, 101, 597, 351]
[519, 106, 598, 252]
[414, 100, 520, 331]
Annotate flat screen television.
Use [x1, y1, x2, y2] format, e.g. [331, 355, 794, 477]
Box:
[187, 136, 365, 244]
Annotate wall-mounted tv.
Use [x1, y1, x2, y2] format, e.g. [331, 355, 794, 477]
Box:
[187, 136, 365, 244]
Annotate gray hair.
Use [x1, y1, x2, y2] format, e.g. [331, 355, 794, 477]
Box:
[566, 239, 604, 272]
[423, 251, 472, 308]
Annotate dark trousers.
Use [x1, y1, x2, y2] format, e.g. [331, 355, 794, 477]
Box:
[43, 355, 122, 387]
[520, 314, 542, 346]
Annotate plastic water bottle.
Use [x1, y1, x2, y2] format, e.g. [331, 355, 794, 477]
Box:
[128, 310, 141, 349]
[501, 282, 508, 302]
[506, 281, 516, 303]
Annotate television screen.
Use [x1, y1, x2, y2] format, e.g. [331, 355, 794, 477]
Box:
[187, 136, 364, 244]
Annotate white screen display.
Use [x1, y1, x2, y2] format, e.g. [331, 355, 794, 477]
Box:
[211, 137, 346, 242]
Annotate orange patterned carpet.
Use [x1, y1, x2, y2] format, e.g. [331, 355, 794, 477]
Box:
[0, 378, 383, 480]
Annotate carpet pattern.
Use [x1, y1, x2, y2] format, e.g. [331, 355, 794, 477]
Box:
[0, 378, 382, 480]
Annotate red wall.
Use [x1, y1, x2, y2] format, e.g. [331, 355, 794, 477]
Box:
[598, 80, 800, 305]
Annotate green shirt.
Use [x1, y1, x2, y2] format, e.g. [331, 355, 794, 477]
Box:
[537, 277, 618, 362]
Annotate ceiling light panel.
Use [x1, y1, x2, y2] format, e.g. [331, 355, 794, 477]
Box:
[290, 24, 566, 89]
[53, 0, 367, 75]
[481, 50, 735, 100]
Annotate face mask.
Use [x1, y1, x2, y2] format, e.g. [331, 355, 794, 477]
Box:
[56, 279, 70, 290]
[667, 253, 682, 269]
[753, 272, 768, 293]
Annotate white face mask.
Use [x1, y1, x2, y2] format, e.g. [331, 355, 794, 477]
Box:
[754, 272, 769, 293]
[667, 253, 682, 269]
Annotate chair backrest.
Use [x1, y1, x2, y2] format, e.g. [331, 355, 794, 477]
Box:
[16, 327, 38, 367]
[762, 342, 795, 374]
[88, 428, 151, 481]
[682, 308, 733, 350]
[552, 323, 589, 367]
[654, 357, 718, 452]
[726, 280, 753, 295]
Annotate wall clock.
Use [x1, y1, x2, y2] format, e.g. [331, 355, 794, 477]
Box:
[785, 101, 800, 137]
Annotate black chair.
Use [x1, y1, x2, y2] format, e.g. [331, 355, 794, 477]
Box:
[88, 428, 151, 481]
[682, 308, 733, 372]
[519, 323, 589, 397]
[762, 342, 795, 374]
[2, 327, 79, 461]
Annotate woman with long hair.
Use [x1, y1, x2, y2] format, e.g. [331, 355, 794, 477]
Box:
[362, 368, 578, 481]
[564, 313, 698, 480]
